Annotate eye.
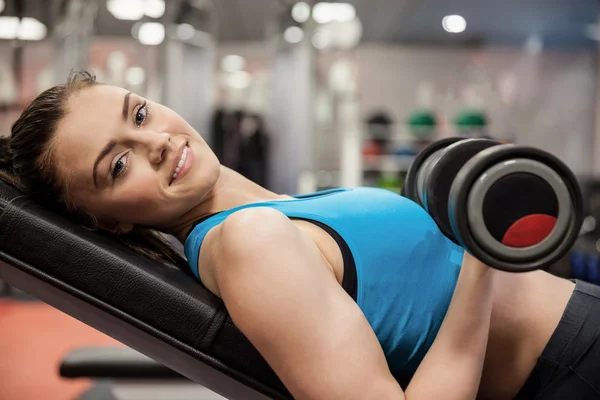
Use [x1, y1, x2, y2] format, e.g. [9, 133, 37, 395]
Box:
[111, 153, 128, 180]
[134, 101, 148, 127]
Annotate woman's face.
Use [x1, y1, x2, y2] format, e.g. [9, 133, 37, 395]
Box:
[52, 84, 220, 231]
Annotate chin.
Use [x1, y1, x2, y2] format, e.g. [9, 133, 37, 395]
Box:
[198, 147, 221, 181]
[198, 164, 221, 196]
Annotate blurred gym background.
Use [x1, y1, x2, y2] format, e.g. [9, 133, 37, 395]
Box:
[1, 0, 600, 399]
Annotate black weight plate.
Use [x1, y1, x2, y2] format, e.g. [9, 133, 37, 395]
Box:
[425, 138, 502, 244]
[402, 137, 464, 205]
[448, 145, 583, 272]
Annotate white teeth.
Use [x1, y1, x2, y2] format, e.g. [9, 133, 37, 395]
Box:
[171, 145, 189, 182]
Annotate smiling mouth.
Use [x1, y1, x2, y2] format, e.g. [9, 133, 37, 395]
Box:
[169, 142, 189, 185]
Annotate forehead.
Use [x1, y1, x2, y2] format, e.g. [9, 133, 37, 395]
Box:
[61, 84, 129, 138]
[52, 85, 129, 187]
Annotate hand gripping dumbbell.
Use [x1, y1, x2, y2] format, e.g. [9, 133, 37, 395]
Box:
[402, 138, 584, 272]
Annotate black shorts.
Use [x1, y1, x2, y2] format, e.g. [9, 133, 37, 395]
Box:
[515, 280, 600, 399]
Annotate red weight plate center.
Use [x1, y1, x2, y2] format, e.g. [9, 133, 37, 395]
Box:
[501, 214, 557, 248]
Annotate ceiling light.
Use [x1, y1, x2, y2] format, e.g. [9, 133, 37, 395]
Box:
[221, 55, 246, 73]
[0, 17, 47, 41]
[0, 16, 19, 39]
[331, 3, 355, 22]
[131, 21, 143, 39]
[0, 0, 5, 14]
[442, 15, 466, 33]
[311, 17, 362, 51]
[312, 29, 331, 49]
[107, 51, 128, 71]
[227, 71, 251, 89]
[18, 17, 47, 40]
[107, 0, 145, 21]
[291, 2, 311, 24]
[176, 23, 196, 40]
[284, 26, 304, 44]
[125, 67, 146, 86]
[138, 22, 165, 45]
[313, 3, 356, 24]
[144, 0, 165, 18]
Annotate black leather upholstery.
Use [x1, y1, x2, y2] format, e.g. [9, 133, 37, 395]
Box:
[0, 181, 290, 399]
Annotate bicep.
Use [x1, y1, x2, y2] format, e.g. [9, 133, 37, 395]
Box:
[212, 208, 404, 400]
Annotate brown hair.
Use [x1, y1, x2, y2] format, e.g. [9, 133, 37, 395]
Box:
[0, 71, 188, 271]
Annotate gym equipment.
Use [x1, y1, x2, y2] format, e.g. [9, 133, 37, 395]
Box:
[393, 144, 417, 157]
[366, 112, 393, 142]
[362, 139, 382, 158]
[587, 254, 600, 285]
[60, 346, 225, 400]
[570, 250, 587, 281]
[377, 173, 401, 192]
[401, 137, 463, 204]
[407, 110, 437, 140]
[424, 138, 501, 243]
[569, 248, 600, 284]
[453, 110, 488, 138]
[403, 138, 584, 272]
[0, 180, 289, 400]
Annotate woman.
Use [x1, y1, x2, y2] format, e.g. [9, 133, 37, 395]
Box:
[0, 72, 597, 400]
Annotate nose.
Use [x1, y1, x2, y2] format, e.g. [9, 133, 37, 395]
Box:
[147, 132, 171, 165]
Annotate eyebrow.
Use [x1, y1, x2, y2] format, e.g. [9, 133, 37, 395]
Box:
[91, 92, 131, 187]
[122, 92, 131, 121]
[93, 140, 117, 188]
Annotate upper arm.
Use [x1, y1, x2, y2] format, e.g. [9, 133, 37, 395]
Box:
[210, 207, 404, 400]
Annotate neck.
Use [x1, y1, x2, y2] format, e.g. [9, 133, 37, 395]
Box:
[169, 166, 291, 243]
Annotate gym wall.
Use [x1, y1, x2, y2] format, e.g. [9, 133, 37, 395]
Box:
[317, 44, 597, 177]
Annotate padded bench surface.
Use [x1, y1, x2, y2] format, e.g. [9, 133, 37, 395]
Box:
[0, 181, 289, 399]
[61, 347, 186, 379]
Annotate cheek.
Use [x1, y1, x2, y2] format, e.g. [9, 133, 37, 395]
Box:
[120, 175, 166, 207]
[100, 172, 167, 223]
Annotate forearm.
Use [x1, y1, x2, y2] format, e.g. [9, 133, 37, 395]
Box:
[406, 252, 496, 400]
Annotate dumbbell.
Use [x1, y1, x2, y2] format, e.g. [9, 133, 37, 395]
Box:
[403, 137, 497, 243]
[403, 138, 584, 272]
[402, 137, 465, 212]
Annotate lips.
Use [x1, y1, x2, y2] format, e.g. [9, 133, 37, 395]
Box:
[169, 141, 189, 185]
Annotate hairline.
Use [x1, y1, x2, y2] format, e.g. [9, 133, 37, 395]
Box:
[48, 80, 102, 208]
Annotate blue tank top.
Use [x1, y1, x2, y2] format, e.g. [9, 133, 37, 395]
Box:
[184, 187, 464, 381]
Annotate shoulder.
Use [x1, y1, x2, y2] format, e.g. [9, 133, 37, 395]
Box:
[202, 207, 300, 266]
[198, 207, 297, 296]
[216, 207, 298, 256]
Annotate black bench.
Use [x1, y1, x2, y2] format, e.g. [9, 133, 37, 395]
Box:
[0, 181, 290, 400]
[60, 346, 222, 400]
